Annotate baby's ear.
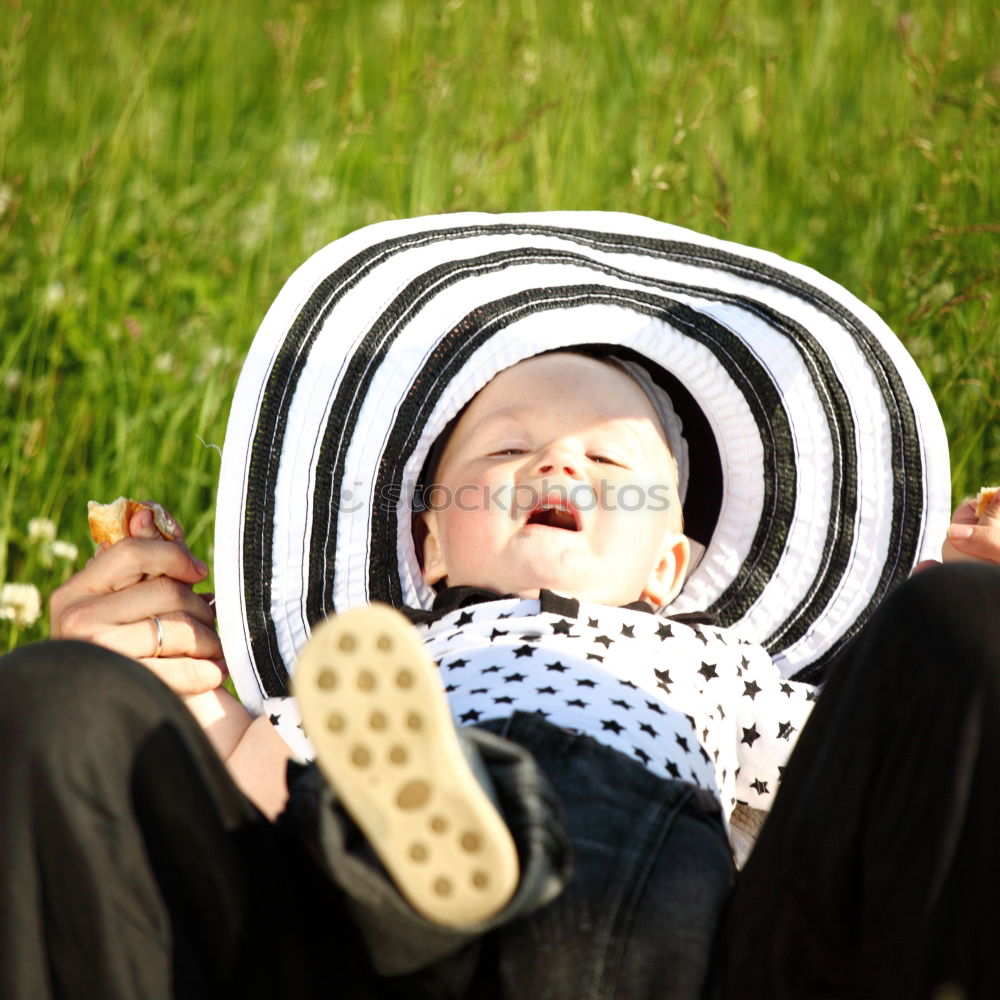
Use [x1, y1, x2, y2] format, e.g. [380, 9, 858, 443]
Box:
[416, 509, 448, 585]
[641, 533, 690, 609]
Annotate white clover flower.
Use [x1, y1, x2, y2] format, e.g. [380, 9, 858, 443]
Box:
[2, 369, 22, 392]
[41, 281, 66, 313]
[27, 517, 57, 545]
[50, 540, 79, 561]
[153, 352, 176, 374]
[0, 582, 43, 628]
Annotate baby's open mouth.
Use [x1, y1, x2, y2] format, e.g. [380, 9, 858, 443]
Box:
[526, 499, 580, 531]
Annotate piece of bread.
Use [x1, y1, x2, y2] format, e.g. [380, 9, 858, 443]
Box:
[87, 497, 177, 546]
[975, 486, 999, 520]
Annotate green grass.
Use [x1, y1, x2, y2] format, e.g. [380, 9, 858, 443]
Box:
[2, 0, 998, 647]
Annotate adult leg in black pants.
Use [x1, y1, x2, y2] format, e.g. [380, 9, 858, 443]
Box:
[721, 563, 1000, 999]
[0, 639, 378, 1000]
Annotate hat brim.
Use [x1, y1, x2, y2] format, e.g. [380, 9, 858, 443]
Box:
[215, 212, 950, 750]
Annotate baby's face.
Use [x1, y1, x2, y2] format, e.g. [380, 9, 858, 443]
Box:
[418, 353, 689, 607]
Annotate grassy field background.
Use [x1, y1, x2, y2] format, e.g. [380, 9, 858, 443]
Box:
[1, 0, 998, 647]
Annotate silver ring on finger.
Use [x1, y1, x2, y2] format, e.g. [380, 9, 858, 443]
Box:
[149, 615, 164, 658]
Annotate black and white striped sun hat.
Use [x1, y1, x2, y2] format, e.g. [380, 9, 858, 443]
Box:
[215, 211, 950, 751]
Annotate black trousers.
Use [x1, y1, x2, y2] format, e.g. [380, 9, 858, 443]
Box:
[720, 562, 1000, 999]
[0, 639, 370, 1000]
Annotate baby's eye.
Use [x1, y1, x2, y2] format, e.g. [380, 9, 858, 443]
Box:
[588, 454, 627, 468]
[489, 447, 528, 457]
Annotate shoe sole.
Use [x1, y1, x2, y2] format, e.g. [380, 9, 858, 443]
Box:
[294, 603, 519, 928]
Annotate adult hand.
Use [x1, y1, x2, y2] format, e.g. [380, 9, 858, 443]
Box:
[50, 504, 226, 695]
[941, 491, 1000, 566]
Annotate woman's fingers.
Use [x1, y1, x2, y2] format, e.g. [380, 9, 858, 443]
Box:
[88, 609, 224, 663]
[52, 537, 208, 614]
[137, 656, 228, 696]
[52, 563, 212, 638]
[127, 503, 185, 542]
[941, 493, 1000, 566]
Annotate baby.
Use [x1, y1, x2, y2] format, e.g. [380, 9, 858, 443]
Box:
[293, 350, 814, 940]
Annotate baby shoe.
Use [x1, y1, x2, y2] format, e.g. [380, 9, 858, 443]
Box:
[294, 603, 520, 927]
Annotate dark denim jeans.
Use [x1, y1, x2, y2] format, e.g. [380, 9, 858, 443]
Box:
[471, 714, 733, 1000]
[286, 710, 734, 999]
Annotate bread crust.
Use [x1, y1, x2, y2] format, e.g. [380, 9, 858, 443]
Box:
[975, 487, 999, 521]
[87, 497, 177, 546]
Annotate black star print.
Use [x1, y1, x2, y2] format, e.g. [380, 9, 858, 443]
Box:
[480, 664, 502, 674]
[692, 628, 710, 645]
[633, 747, 652, 765]
[504, 672, 526, 683]
[654, 668, 672, 692]
[455, 611, 475, 627]
[576, 678, 597, 688]
[513, 644, 535, 658]
[587, 617, 599, 628]
[546, 661, 569, 673]
[269, 714, 281, 727]
[666, 761, 681, 779]
[519, 633, 542, 642]
[741, 724, 761, 747]
[638, 722, 658, 737]
[750, 778, 769, 796]
[586, 653, 604, 663]
[536, 685, 558, 695]
[497, 612, 513, 619]
[493, 695, 515, 705]
[806, 690, 818, 702]
[446, 658, 469, 669]
[675, 733, 690, 752]
[551, 619, 575, 636]
[470, 687, 487, 695]
[445, 684, 459, 693]
[699, 746, 711, 764]
[566, 698, 589, 709]
[780, 682, 794, 697]
[618, 678, 637, 689]
[619, 623, 637, 640]
[740, 655, 751, 670]
[610, 698, 632, 711]
[743, 679, 762, 700]
[777, 721, 796, 740]
[698, 661, 718, 681]
[593, 634, 613, 649]
[717, 703, 726, 720]
[645, 700, 666, 715]
[601, 719, 625, 734]
[460, 709, 482, 723]
[489, 628, 508, 641]
[656, 622, 674, 640]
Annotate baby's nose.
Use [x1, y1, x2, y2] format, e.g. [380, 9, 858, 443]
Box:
[535, 446, 581, 477]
